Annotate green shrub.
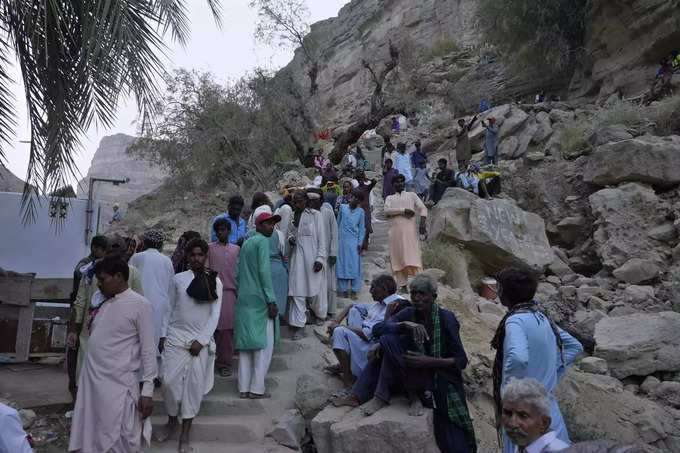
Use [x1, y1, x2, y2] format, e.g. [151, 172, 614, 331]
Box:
[427, 38, 460, 61]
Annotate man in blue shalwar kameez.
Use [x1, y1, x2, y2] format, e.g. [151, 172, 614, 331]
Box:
[491, 268, 583, 452]
[327, 275, 404, 388]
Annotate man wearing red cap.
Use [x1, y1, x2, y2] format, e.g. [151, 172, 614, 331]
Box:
[234, 210, 282, 399]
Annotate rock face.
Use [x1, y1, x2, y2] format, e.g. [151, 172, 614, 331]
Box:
[588, 183, 669, 269]
[554, 369, 680, 451]
[429, 188, 554, 272]
[583, 136, 680, 188]
[76, 134, 167, 225]
[594, 312, 680, 379]
[282, 0, 567, 130]
[569, 0, 680, 101]
[0, 164, 26, 193]
[612, 258, 660, 284]
[311, 401, 439, 453]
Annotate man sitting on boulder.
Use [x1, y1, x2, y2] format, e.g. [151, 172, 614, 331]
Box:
[502, 377, 569, 452]
[429, 158, 455, 204]
[458, 164, 492, 199]
[326, 275, 405, 388]
[335, 274, 477, 453]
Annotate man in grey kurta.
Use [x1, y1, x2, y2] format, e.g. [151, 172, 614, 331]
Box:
[483, 116, 499, 166]
[288, 190, 328, 339]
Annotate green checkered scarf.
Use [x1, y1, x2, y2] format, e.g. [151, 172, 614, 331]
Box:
[418, 305, 477, 453]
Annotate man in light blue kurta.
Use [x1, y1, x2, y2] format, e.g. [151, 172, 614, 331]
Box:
[492, 268, 583, 453]
[483, 117, 500, 166]
[336, 192, 365, 297]
[327, 275, 404, 388]
[391, 142, 413, 189]
[210, 195, 247, 245]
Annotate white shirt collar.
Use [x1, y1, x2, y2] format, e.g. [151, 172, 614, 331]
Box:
[382, 293, 405, 305]
[520, 431, 559, 453]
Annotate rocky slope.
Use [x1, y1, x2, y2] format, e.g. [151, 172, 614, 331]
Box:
[76, 133, 167, 226]
[0, 163, 26, 193]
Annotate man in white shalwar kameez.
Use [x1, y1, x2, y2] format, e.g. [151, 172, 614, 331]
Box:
[311, 192, 339, 319]
[287, 190, 328, 339]
[157, 238, 222, 453]
[68, 255, 156, 453]
[129, 229, 174, 382]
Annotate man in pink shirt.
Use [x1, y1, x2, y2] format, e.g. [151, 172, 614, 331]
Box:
[69, 255, 156, 453]
[206, 218, 241, 377]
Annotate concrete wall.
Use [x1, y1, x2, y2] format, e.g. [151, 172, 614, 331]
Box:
[0, 192, 100, 278]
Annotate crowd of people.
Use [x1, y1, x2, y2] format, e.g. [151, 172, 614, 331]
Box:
[58, 114, 592, 453]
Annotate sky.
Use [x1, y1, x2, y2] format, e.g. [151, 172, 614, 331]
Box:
[3, 0, 349, 185]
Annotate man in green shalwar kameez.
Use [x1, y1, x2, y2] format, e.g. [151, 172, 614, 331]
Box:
[235, 211, 281, 399]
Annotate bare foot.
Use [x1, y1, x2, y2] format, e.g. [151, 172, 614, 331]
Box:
[179, 435, 192, 453]
[153, 420, 178, 442]
[408, 397, 424, 416]
[291, 328, 306, 341]
[332, 394, 360, 408]
[360, 397, 388, 416]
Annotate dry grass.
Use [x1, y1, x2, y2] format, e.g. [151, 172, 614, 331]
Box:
[427, 37, 460, 61]
[422, 239, 460, 287]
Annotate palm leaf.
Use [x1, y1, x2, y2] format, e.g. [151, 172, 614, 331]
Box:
[0, 0, 222, 224]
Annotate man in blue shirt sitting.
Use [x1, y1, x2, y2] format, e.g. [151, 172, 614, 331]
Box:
[210, 195, 247, 246]
[327, 275, 406, 388]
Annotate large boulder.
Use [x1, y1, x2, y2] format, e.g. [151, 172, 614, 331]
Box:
[583, 136, 680, 188]
[429, 188, 554, 272]
[554, 369, 680, 450]
[612, 258, 660, 284]
[589, 183, 669, 269]
[311, 401, 439, 453]
[594, 312, 680, 379]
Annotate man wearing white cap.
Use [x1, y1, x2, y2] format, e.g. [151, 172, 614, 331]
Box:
[287, 189, 328, 340]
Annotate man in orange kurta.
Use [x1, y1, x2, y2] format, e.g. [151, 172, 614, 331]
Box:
[384, 174, 428, 289]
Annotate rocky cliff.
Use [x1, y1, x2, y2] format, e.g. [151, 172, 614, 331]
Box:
[0, 163, 26, 193]
[570, 0, 680, 101]
[285, 0, 568, 130]
[76, 133, 167, 226]
[284, 0, 679, 133]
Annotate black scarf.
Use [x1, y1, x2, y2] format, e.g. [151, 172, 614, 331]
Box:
[490, 302, 563, 445]
[186, 268, 219, 303]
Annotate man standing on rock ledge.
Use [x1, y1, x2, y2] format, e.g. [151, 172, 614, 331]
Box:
[384, 174, 428, 292]
[491, 268, 583, 453]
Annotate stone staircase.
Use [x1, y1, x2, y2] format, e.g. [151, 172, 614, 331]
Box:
[148, 329, 321, 452]
[149, 172, 394, 452]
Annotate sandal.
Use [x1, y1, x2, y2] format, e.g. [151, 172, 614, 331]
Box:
[240, 392, 250, 399]
[248, 392, 271, 399]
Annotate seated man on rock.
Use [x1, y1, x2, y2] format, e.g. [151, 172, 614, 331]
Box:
[502, 377, 568, 452]
[335, 274, 476, 453]
[458, 164, 492, 199]
[327, 274, 406, 388]
[429, 158, 456, 205]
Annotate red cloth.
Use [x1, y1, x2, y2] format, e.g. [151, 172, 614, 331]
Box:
[214, 328, 234, 366]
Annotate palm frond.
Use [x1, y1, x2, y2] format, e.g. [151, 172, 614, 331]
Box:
[0, 0, 222, 224]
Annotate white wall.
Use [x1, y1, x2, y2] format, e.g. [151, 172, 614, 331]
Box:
[0, 192, 100, 278]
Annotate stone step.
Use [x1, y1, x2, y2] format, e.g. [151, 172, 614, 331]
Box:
[212, 375, 279, 395]
[148, 440, 291, 453]
[152, 393, 267, 417]
[150, 414, 267, 444]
